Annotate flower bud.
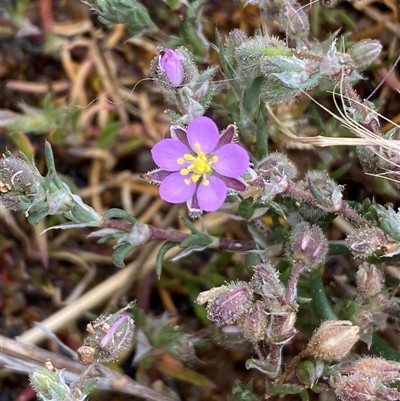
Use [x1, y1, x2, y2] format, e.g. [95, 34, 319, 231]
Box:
[279, 2, 310, 41]
[84, 311, 135, 362]
[29, 363, 87, 401]
[346, 226, 387, 259]
[305, 320, 359, 361]
[197, 282, 253, 325]
[305, 170, 343, 211]
[374, 205, 400, 242]
[355, 262, 383, 297]
[349, 39, 382, 71]
[286, 222, 328, 269]
[341, 357, 400, 383]
[237, 301, 268, 343]
[334, 374, 376, 401]
[159, 49, 185, 86]
[0, 152, 43, 211]
[334, 371, 400, 401]
[250, 262, 285, 301]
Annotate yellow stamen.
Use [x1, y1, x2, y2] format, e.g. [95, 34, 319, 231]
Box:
[192, 174, 200, 183]
[180, 168, 189, 175]
[211, 155, 218, 163]
[184, 154, 193, 161]
[184, 179, 191, 185]
[194, 143, 201, 150]
[177, 158, 184, 165]
[203, 179, 210, 186]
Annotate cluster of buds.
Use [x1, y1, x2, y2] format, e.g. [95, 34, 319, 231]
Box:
[232, 7, 382, 105]
[334, 357, 400, 401]
[78, 304, 136, 364]
[0, 144, 102, 229]
[150, 47, 220, 124]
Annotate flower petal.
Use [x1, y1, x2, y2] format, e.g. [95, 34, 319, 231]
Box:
[151, 139, 189, 171]
[197, 176, 227, 212]
[213, 144, 249, 177]
[159, 172, 196, 203]
[159, 49, 184, 86]
[187, 116, 219, 154]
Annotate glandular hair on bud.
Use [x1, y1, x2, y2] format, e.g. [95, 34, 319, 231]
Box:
[305, 320, 359, 361]
[355, 262, 383, 297]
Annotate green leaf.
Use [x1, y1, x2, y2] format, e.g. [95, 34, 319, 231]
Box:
[238, 198, 254, 220]
[156, 241, 177, 278]
[245, 252, 260, 273]
[103, 208, 137, 224]
[180, 233, 213, 248]
[242, 77, 263, 116]
[181, 217, 201, 234]
[112, 243, 135, 268]
[256, 111, 268, 159]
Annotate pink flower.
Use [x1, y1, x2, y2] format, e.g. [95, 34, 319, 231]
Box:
[146, 116, 249, 212]
[159, 49, 185, 87]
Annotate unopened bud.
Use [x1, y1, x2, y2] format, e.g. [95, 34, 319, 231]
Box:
[29, 363, 86, 401]
[237, 301, 268, 343]
[341, 357, 400, 383]
[197, 282, 253, 325]
[84, 310, 135, 362]
[305, 320, 359, 361]
[279, 2, 309, 40]
[0, 152, 43, 211]
[250, 262, 285, 300]
[374, 205, 400, 242]
[257, 152, 298, 181]
[355, 262, 383, 297]
[159, 49, 185, 86]
[334, 374, 376, 401]
[349, 39, 382, 71]
[346, 226, 387, 259]
[306, 170, 343, 211]
[286, 222, 328, 269]
[150, 47, 196, 91]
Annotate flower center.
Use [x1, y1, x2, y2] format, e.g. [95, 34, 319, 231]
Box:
[177, 144, 218, 186]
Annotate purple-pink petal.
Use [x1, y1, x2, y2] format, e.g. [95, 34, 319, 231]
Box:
[159, 49, 184, 86]
[159, 172, 196, 203]
[213, 144, 249, 178]
[187, 116, 219, 154]
[151, 139, 189, 171]
[197, 176, 227, 212]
